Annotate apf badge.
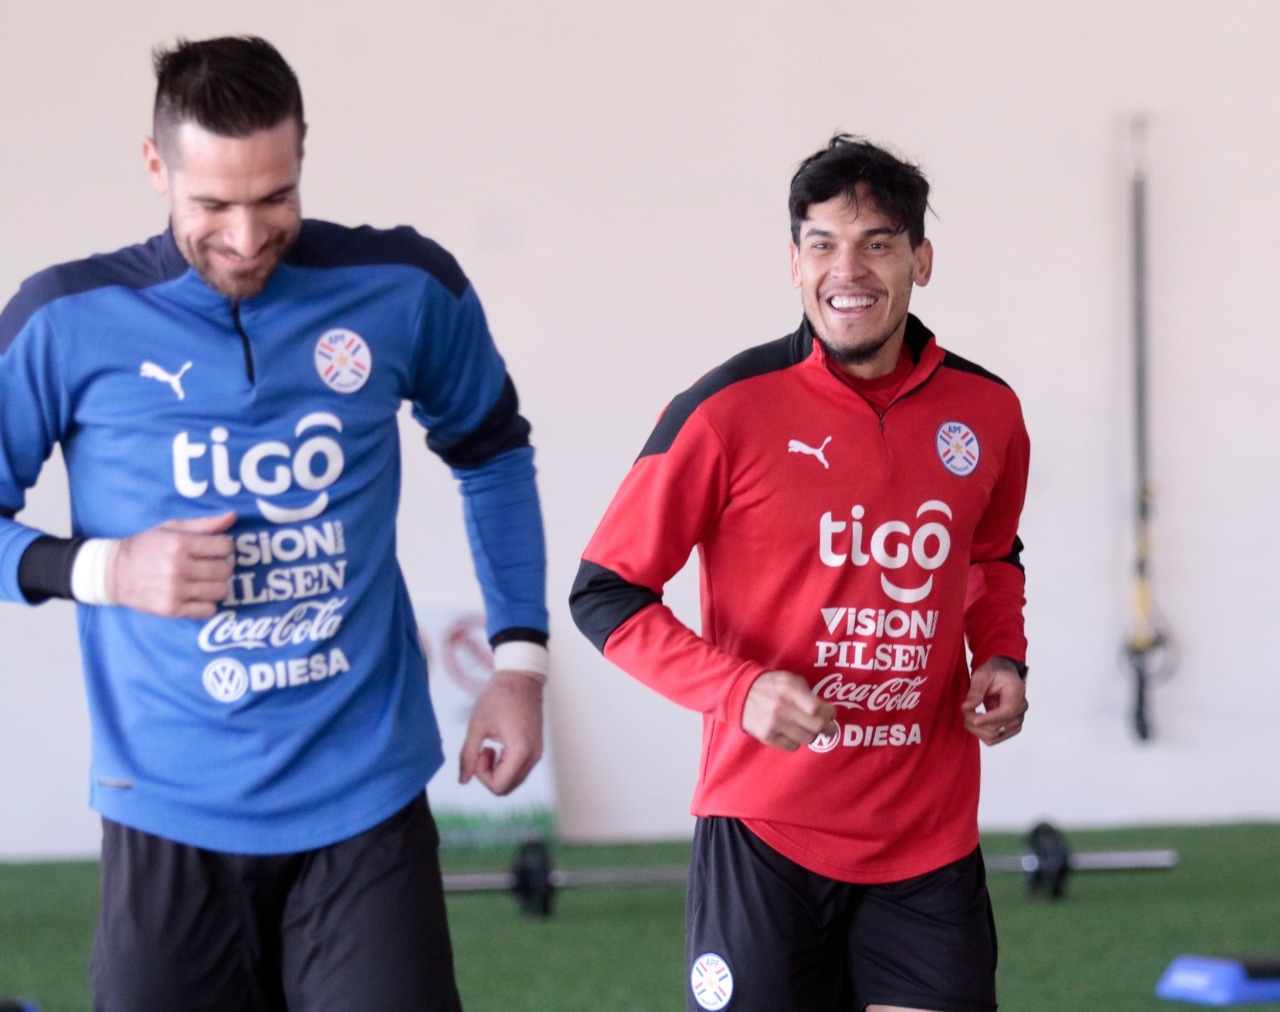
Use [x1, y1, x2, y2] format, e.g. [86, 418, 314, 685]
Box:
[936, 421, 980, 477]
[691, 952, 734, 1010]
[314, 329, 372, 393]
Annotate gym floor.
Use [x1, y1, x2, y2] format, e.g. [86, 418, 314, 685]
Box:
[0, 825, 1277, 1011]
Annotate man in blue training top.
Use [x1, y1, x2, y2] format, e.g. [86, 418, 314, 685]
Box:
[0, 35, 549, 1010]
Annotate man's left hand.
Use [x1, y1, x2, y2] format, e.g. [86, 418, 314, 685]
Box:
[962, 657, 1028, 746]
[459, 669, 546, 796]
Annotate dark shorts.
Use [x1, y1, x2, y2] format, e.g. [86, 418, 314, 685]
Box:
[91, 793, 461, 1012]
[685, 817, 998, 1012]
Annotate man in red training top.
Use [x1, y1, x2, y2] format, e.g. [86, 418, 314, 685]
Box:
[570, 135, 1030, 1012]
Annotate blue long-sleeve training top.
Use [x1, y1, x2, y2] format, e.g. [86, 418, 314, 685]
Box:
[0, 221, 548, 853]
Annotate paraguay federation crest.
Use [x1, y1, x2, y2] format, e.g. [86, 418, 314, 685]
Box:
[691, 953, 734, 1010]
[936, 420, 980, 477]
[314, 329, 372, 393]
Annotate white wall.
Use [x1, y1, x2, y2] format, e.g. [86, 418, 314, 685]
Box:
[1, 0, 1276, 858]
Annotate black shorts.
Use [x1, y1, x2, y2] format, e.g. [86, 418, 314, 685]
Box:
[685, 817, 998, 1012]
[91, 793, 461, 1012]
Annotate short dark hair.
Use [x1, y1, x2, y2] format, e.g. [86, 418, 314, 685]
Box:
[152, 36, 304, 156]
[789, 135, 930, 247]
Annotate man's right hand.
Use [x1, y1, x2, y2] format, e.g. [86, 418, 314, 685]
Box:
[107, 511, 236, 618]
[741, 670, 837, 751]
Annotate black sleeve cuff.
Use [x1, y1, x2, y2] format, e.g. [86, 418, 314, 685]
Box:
[490, 627, 549, 649]
[998, 656, 1029, 681]
[18, 535, 85, 603]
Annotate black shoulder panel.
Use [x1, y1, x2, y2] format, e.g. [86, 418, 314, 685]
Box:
[426, 375, 532, 469]
[638, 323, 811, 459]
[940, 349, 1011, 389]
[288, 221, 470, 299]
[0, 233, 186, 354]
[569, 559, 662, 653]
[902, 313, 936, 363]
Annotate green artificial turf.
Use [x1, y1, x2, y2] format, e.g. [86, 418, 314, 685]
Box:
[1, 826, 1277, 1011]
[986, 823, 1280, 1010]
[0, 860, 99, 1012]
[444, 841, 692, 1010]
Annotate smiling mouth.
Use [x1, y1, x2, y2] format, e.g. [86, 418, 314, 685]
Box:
[828, 294, 878, 310]
[214, 247, 271, 267]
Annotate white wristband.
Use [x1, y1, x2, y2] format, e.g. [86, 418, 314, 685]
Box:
[71, 538, 121, 606]
[492, 641, 550, 679]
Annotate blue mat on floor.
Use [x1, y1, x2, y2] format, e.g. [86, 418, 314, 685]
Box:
[1157, 955, 1280, 1006]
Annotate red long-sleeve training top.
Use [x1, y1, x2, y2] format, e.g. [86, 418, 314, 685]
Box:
[572, 314, 1029, 883]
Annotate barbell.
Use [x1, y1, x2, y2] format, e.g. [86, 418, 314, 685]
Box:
[444, 822, 1178, 916]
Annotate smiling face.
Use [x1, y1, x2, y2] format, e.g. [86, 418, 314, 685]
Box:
[144, 119, 304, 300]
[790, 186, 933, 379]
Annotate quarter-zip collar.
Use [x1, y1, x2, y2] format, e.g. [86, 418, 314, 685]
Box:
[159, 226, 258, 384]
[159, 222, 296, 312]
[800, 312, 945, 408]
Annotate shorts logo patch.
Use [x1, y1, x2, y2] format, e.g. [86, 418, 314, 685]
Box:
[691, 952, 734, 1009]
[314, 329, 372, 393]
[936, 421, 980, 476]
[203, 658, 249, 703]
